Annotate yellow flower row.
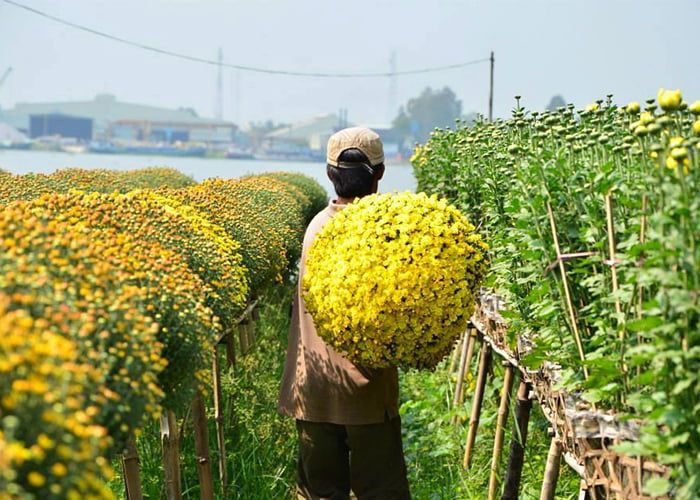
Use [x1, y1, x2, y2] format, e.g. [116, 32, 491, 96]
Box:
[0, 170, 327, 498]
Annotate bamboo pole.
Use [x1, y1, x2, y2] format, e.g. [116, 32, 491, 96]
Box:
[501, 380, 533, 500]
[539, 437, 562, 500]
[212, 348, 228, 495]
[605, 194, 627, 380]
[160, 410, 182, 500]
[246, 317, 256, 348]
[488, 363, 515, 500]
[191, 391, 214, 500]
[238, 321, 250, 354]
[224, 330, 236, 368]
[449, 332, 465, 374]
[463, 340, 492, 469]
[546, 202, 589, 379]
[636, 195, 648, 381]
[451, 331, 471, 425]
[121, 435, 143, 500]
[457, 328, 479, 402]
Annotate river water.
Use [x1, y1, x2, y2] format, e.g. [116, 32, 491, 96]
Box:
[0, 149, 416, 195]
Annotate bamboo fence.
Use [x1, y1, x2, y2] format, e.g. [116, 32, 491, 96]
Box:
[119, 300, 259, 500]
[450, 291, 671, 499]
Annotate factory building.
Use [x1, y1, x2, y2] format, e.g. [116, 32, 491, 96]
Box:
[0, 94, 236, 143]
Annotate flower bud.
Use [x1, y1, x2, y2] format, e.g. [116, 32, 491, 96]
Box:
[657, 88, 683, 112]
[626, 102, 641, 114]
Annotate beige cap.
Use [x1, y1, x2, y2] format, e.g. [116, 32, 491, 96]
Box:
[326, 127, 385, 167]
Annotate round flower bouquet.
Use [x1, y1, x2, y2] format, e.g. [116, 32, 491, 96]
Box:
[303, 192, 488, 369]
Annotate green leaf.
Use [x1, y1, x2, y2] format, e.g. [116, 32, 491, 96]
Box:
[626, 316, 663, 332]
[643, 477, 671, 496]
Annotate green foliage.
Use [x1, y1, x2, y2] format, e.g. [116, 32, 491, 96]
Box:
[413, 93, 700, 495]
[400, 360, 579, 499]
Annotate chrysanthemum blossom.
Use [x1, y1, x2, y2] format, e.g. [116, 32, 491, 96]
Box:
[303, 192, 489, 369]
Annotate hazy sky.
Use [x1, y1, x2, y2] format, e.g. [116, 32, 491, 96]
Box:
[1, 0, 698, 127]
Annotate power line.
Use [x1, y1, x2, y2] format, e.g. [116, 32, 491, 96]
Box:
[2, 0, 489, 78]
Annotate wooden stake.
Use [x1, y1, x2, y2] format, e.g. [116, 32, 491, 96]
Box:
[605, 194, 626, 363]
[488, 363, 515, 500]
[121, 434, 143, 500]
[238, 321, 250, 354]
[449, 332, 465, 374]
[539, 438, 562, 500]
[212, 348, 228, 495]
[223, 330, 236, 368]
[636, 195, 648, 380]
[452, 329, 478, 425]
[451, 330, 471, 424]
[191, 391, 214, 500]
[501, 380, 533, 500]
[160, 410, 182, 500]
[463, 341, 492, 469]
[547, 202, 589, 379]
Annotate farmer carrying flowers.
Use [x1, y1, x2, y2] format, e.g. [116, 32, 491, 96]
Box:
[279, 127, 411, 500]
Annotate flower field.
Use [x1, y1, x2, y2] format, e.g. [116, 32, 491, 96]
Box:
[0, 168, 326, 499]
[413, 90, 700, 497]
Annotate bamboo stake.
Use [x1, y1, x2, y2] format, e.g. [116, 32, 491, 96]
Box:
[488, 363, 515, 500]
[238, 321, 250, 354]
[448, 332, 465, 374]
[463, 341, 492, 469]
[546, 202, 589, 379]
[223, 330, 236, 368]
[501, 380, 533, 500]
[212, 348, 228, 495]
[463, 329, 478, 387]
[637, 195, 648, 380]
[191, 391, 214, 500]
[121, 434, 143, 500]
[451, 330, 471, 425]
[160, 410, 182, 500]
[539, 437, 562, 500]
[605, 194, 627, 379]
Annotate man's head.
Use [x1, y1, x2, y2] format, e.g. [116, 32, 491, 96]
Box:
[326, 127, 385, 199]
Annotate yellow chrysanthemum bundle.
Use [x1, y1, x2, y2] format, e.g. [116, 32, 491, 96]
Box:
[303, 192, 489, 369]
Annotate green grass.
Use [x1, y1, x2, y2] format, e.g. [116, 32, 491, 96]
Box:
[109, 282, 580, 499]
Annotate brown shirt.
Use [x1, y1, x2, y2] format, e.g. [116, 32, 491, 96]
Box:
[278, 200, 399, 425]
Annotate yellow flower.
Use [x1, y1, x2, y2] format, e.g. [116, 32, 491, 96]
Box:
[303, 192, 488, 369]
[689, 100, 700, 115]
[626, 101, 640, 114]
[657, 88, 682, 112]
[693, 120, 700, 136]
[27, 471, 46, 487]
[586, 103, 599, 112]
[640, 111, 655, 125]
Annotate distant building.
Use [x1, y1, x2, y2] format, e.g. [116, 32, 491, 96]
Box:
[29, 113, 93, 140]
[264, 113, 347, 157]
[0, 94, 236, 143]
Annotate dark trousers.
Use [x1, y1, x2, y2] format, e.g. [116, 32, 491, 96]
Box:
[295, 416, 411, 500]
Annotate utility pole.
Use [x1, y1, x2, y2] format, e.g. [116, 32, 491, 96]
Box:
[388, 50, 397, 123]
[488, 51, 494, 122]
[215, 48, 223, 120]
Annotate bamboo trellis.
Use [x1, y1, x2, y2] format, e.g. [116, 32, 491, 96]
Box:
[449, 291, 671, 500]
[119, 300, 259, 500]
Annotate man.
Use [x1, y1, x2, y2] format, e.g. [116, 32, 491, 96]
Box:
[279, 127, 411, 500]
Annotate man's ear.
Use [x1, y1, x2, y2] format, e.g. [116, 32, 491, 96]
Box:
[374, 164, 385, 181]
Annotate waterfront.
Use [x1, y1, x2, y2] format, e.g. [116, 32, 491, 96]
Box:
[0, 149, 416, 194]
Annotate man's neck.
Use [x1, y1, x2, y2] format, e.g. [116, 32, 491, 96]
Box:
[335, 196, 356, 205]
